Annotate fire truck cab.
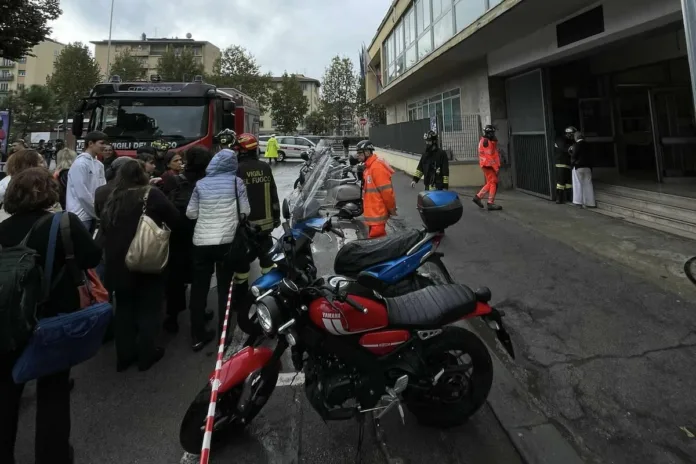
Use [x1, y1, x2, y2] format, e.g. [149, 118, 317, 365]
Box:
[73, 75, 261, 157]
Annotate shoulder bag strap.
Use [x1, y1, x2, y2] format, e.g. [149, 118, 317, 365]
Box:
[42, 212, 63, 300]
[234, 176, 242, 219]
[59, 213, 85, 285]
[142, 186, 151, 215]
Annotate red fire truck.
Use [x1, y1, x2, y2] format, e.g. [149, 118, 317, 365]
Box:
[74, 75, 261, 157]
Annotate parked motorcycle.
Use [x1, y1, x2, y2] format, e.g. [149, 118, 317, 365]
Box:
[179, 207, 515, 454]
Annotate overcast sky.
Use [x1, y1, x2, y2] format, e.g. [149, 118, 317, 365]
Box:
[48, 0, 391, 80]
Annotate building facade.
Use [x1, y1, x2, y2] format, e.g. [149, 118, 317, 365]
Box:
[260, 74, 321, 134]
[365, 0, 696, 238]
[0, 39, 67, 96]
[91, 36, 221, 79]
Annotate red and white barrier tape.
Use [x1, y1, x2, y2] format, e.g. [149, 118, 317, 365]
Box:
[199, 283, 233, 464]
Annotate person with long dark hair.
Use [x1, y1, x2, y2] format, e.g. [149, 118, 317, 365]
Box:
[161, 146, 212, 333]
[100, 161, 179, 372]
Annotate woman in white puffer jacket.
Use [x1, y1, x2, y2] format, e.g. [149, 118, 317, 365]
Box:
[185, 147, 250, 351]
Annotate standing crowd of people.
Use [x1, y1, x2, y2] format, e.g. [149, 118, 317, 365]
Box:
[0, 129, 280, 464]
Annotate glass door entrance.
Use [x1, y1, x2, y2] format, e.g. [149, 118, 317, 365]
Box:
[653, 87, 696, 178]
[616, 87, 658, 181]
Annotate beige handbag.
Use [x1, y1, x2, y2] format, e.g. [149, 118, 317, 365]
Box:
[125, 187, 171, 273]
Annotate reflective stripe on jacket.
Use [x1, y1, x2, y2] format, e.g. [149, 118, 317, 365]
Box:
[478, 137, 500, 170]
[362, 154, 395, 226]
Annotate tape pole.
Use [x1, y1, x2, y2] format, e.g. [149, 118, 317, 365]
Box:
[199, 282, 234, 464]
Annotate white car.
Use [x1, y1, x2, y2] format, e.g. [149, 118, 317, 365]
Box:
[259, 136, 315, 162]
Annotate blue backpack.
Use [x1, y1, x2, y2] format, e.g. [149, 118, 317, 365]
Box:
[12, 212, 113, 384]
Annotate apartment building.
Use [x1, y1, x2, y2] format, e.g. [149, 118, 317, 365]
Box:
[91, 35, 221, 79]
[0, 39, 67, 96]
[260, 74, 321, 134]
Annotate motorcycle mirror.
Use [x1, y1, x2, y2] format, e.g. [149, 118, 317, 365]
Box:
[282, 199, 291, 220]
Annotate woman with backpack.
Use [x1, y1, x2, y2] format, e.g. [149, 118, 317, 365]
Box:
[161, 146, 212, 334]
[53, 147, 77, 210]
[0, 168, 102, 464]
[100, 161, 180, 372]
[0, 150, 49, 223]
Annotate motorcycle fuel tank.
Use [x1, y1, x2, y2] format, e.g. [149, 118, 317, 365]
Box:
[309, 277, 388, 335]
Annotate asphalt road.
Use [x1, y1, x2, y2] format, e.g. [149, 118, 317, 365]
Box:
[14, 160, 523, 464]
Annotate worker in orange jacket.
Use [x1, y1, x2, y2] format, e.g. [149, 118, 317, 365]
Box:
[356, 140, 397, 238]
[473, 124, 503, 211]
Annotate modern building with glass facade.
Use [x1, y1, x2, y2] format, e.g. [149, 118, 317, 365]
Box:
[365, 0, 696, 240]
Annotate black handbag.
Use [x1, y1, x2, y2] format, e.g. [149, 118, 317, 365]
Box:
[226, 177, 253, 262]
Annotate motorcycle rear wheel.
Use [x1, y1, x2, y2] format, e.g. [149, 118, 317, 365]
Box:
[179, 367, 279, 454]
[405, 326, 493, 428]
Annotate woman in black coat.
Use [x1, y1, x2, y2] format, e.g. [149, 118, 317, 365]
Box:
[100, 161, 180, 372]
[0, 168, 102, 464]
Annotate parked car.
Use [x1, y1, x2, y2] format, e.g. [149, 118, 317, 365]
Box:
[259, 136, 316, 161]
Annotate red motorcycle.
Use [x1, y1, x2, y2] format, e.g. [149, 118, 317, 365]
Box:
[179, 221, 515, 454]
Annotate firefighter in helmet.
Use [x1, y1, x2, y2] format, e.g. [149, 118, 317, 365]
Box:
[232, 133, 281, 334]
[473, 124, 503, 210]
[411, 130, 449, 190]
[357, 140, 397, 238]
[554, 126, 576, 203]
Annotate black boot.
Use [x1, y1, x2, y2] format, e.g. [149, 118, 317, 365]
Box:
[556, 188, 564, 204]
[487, 203, 503, 211]
[473, 196, 484, 209]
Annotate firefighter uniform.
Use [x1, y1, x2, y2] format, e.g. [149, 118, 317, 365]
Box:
[554, 135, 572, 203]
[236, 155, 280, 279]
[473, 131, 503, 210]
[413, 147, 450, 190]
[362, 154, 396, 238]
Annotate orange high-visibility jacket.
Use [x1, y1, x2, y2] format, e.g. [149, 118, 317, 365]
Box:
[478, 137, 501, 170]
[362, 154, 396, 226]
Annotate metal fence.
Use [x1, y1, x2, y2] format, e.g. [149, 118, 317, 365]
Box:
[370, 118, 431, 155]
[370, 115, 481, 161]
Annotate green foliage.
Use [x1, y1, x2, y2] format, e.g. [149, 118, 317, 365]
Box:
[156, 47, 204, 82]
[304, 110, 329, 135]
[270, 73, 309, 135]
[355, 76, 386, 126]
[0, 85, 60, 138]
[47, 42, 101, 112]
[207, 45, 273, 111]
[321, 56, 357, 134]
[0, 0, 62, 61]
[110, 48, 146, 81]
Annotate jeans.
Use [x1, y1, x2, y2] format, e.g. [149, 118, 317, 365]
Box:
[189, 244, 237, 339]
[114, 280, 164, 365]
[0, 353, 72, 464]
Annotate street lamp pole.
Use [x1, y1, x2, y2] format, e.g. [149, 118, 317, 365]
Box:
[105, 0, 116, 79]
[681, 0, 696, 113]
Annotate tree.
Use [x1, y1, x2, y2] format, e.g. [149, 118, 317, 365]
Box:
[304, 110, 328, 135]
[321, 56, 357, 134]
[0, 85, 60, 138]
[355, 75, 386, 126]
[110, 48, 146, 81]
[269, 73, 309, 134]
[0, 0, 62, 61]
[157, 47, 204, 82]
[47, 42, 101, 113]
[207, 45, 273, 111]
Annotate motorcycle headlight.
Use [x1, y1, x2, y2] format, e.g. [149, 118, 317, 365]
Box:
[255, 296, 283, 335]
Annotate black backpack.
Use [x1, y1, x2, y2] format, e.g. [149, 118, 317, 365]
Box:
[0, 214, 54, 353]
[168, 174, 194, 211]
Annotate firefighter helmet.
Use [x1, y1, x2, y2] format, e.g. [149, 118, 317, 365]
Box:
[356, 140, 375, 154]
[564, 126, 578, 138]
[216, 129, 237, 147]
[236, 133, 258, 154]
[423, 130, 438, 142]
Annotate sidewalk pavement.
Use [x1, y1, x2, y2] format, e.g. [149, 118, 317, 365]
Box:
[388, 171, 696, 464]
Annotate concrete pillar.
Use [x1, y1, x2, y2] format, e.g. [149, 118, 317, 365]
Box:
[681, 0, 696, 114]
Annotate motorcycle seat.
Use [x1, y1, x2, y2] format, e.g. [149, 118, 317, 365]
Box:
[385, 284, 478, 328]
[334, 229, 424, 277]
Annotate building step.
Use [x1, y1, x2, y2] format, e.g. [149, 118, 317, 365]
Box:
[594, 201, 696, 241]
[594, 191, 696, 224]
[594, 183, 696, 212]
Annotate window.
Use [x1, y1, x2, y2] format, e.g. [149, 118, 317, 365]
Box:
[433, 8, 453, 49]
[405, 8, 416, 46]
[17, 84, 25, 90]
[150, 45, 167, 56]
[17, 57, 26, 64]
[0, 83, 8, 91]
[18, 70, 25, 77]
[418, 32, 433, 60]
[260, 120, 265, 128]
[408, 88, 461, 131]
[279, 137, 296, 145]
[416, 0, 431, 34]
[489, 0, 503, 7]
[54, 50, 59, 56]
[192, 46, 202, 56]
[455, 0, 485, 33]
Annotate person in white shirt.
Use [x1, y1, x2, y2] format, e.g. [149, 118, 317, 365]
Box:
[66, 131, 107, 232]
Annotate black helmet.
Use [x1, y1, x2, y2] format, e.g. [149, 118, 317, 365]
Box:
[356, 140, 374, 154]
[484, 124, 496, 134]
[423, 130, 438, 142]
[216, 129, 237, 148]
[564, 126, 578, 138]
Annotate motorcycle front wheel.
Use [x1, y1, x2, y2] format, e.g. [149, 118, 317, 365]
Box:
[405, 326, 493, 428]
[179, 367, 279, 454]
